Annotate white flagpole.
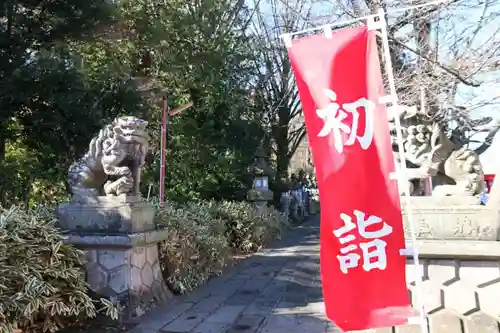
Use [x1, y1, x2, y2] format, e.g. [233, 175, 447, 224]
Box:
[375, 9, 429, 333]
[281, 0, 448, 41]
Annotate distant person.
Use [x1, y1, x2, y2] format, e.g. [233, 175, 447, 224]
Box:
[480, 191, 488, 205]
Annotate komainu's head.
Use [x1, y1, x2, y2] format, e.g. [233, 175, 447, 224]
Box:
[113, 116, 148, 131]
[112, 116, 149, 146]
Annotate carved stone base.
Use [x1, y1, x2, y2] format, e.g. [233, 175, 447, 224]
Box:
[57, 195, 155, 233]
[247, 189, 273, 215]
[57, 198, 172, 321]
[83, 242, 172, 319]
[363, 241, 500, 333]
[247, 188, 273, 201]
[401, 197, 499, 240]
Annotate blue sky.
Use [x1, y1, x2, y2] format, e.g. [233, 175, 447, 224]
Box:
[390, 0, 500, 172]
[255, 0, 500, 172]
[434, 1, 500, 173]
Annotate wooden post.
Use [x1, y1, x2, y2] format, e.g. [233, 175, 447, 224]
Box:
[159, 98, 167, 209]
[158, 100, 194, 209]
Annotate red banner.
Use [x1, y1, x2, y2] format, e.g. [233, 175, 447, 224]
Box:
[288, 27, 411, 331]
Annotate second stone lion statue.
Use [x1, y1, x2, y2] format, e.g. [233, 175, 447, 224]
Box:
[388, 105, 484, 197]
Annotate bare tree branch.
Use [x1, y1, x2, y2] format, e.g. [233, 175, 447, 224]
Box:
[390, 37, 480, 87]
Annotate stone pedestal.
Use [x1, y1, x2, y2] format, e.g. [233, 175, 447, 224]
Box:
[57, 196, 172, 320]
[401, 196, 499, 240]
[247, 188, 273, 215]
[385, 241, 500, 333]
[365, 197, 500, 332]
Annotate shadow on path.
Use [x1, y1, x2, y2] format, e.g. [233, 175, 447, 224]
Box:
[130, 216, 340, 333]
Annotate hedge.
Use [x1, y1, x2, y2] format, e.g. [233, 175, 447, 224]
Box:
[0, 206, 116, 333]
[0, 200, 288, 332]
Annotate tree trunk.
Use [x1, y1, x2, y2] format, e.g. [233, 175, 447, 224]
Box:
[275, 106, 290, 180]
[275, 131, 289, 180]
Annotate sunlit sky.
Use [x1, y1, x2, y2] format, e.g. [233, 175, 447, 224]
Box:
[439, 2, 500, 174]
[256, 0, 500, 172]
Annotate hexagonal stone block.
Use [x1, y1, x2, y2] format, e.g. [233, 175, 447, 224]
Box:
[393, 323, 423, 333]
[463, 312, 500, 333]
[458, 261, 500, 288]
[60, 200, 172, 321]
[152, 262, 163, 282]
[477, 282, 500, 319]
[444, 280, 479, 316]
[141, 262, 154, 287]
[96, 286, 119, 297]
[131, 266, 142, 291]
[86, 249, 98, 265]
[85, 256, 99, 273]
[146, 244, 158, 265]
[130, 247, 146, 268]
[109, 265, 130, 293]
[99, 250, 128, 270]
[87, 265, 108, 291]
[428, 310, 463, 332]
[405, 259, 424, 285]
[410, 280, 443, 313]
[426, 260, 457, 285]
[150, 280, 169, 302]
[407, 286, 413, 304]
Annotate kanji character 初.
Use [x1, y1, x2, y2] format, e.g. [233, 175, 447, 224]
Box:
[316, 89, 375, 154]
[332, 210, 393, 274]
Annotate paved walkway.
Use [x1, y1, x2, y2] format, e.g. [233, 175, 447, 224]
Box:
[131, 216, 340, 333]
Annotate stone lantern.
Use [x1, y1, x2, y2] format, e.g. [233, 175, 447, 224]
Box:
[253, 174, 269, 191]
[247, 145, 273, 214]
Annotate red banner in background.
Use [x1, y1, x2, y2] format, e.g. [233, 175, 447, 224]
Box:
[287, 27, 411, 331]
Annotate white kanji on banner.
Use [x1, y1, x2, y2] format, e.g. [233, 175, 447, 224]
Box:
[316, 89, 375, 154]
[333, 210, 393, 273]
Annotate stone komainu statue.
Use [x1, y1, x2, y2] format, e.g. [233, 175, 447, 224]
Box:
[68, 116, 149, 202]
[388, 105, 496, 197]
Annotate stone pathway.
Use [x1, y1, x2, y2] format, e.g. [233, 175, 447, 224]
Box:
[130, 216, 339, 333]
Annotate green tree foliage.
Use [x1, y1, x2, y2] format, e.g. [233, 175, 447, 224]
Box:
[0, 0, 270, 207]
[0, 0, 145, 205]
[0, 206, 118, 332]
[83, 0, 266, 202]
